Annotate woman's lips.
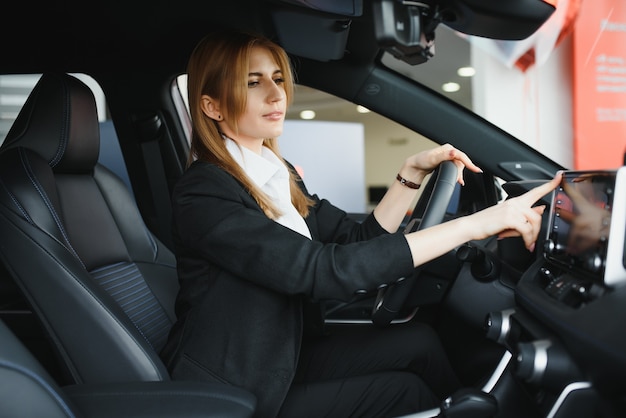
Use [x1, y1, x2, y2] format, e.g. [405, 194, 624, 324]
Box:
[264, 111, 284, 121]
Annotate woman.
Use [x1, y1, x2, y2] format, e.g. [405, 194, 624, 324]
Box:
[161, 30, 560, 417]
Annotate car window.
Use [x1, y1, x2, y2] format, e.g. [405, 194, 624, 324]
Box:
[382, 13, 625, 172]
[285, 85, 441, 214]
[3, 72, 440, 216]
[174, 75, 438, 215]
[0, 75, 41, 143]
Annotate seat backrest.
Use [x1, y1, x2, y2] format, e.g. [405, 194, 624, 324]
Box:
[0, 73, 178, 384]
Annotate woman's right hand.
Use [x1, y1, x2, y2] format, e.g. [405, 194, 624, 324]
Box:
[404, 173, 561, 267]
[467, 173, 562, 252]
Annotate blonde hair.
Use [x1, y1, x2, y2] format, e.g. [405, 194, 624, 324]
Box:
[186, 31, 314, 219]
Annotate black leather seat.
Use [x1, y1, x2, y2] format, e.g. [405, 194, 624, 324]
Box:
[0, 73, 256, 416]
[0, 317, 256, 418]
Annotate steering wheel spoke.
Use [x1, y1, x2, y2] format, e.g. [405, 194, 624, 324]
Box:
[371, 160, 458, 326]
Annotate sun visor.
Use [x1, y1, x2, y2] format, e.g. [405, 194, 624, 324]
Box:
[272, 9, 351, 61]
[271, 8, 351, 61]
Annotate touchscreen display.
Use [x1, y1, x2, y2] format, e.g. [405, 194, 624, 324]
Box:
[546, 171, 615, 281]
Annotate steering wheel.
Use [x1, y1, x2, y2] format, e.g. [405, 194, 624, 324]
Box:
[371, 160, 459, 326]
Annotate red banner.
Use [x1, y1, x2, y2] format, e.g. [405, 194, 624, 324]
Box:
[514, 0, 580, 72]
[573, 0, 626, 169]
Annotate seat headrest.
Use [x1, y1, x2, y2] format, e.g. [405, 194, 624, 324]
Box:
[2, 73, 100, 173]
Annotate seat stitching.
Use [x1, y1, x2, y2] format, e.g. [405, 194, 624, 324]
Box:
[16, 236, 167, 380]
[18, 148, 85, 269]
[50, 76, 70, 168]
[0, 178, 34, 223]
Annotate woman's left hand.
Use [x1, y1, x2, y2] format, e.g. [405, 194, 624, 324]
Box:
[400, 143, 483, 187]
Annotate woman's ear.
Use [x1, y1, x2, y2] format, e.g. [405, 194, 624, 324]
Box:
[200, 95, 223, 121]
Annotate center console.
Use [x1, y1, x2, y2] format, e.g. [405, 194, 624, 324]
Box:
[483, 167, 626, 417]
[403, 168, 626, 418]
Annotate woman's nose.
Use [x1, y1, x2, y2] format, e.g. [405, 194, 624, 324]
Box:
[268, 83, 285, 103]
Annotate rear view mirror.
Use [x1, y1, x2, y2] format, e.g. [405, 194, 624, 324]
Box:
[373, 0, 437, 65]
[373, 0, 556, 66]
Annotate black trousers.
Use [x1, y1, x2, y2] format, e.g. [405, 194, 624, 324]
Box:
[277, 321, 462, 418]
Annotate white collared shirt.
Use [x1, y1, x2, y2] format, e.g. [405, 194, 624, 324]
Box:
[225, 137, 312, 239]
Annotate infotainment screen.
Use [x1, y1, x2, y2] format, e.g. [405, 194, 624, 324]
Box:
[545, 167, 626, 286]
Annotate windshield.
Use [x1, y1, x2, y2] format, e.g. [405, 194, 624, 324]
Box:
[381, 1, 626, 172]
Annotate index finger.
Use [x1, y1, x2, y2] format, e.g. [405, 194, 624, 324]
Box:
[449, 148, 482, 174]
[518, 172, 563, 206]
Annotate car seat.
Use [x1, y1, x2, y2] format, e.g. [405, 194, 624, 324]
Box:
[0, 73, 256, 415]
[0, 316, 255, 417]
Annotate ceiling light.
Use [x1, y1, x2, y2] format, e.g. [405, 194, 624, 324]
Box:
[457, 67, 475, 77]
[442, 82, 460, 93]
[356, 105, 370, 113]
[299, 110, 316, 120]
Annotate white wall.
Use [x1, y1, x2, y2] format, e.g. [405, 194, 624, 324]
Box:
[279, 120, 367, 212]
[471, 37, 574, 168]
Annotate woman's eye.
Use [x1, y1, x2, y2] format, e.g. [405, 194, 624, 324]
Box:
[248, 80, 259, 87]
[274, 77, 285, 85]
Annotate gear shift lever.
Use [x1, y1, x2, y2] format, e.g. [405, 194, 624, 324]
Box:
[438, 388, 497, 417]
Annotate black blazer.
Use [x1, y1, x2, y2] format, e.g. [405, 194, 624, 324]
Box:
[161, 160, 415, 417]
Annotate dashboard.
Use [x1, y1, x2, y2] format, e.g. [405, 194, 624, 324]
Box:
[486, 168, 626, 416]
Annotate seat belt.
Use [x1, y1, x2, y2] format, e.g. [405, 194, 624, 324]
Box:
[135, 112, 175, 249]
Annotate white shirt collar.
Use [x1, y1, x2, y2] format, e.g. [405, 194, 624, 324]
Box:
[224, 137, 284, 187]
[224, 137, 312, 239]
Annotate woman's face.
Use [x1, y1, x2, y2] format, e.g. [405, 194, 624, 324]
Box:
[221, 46, 286, 147]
